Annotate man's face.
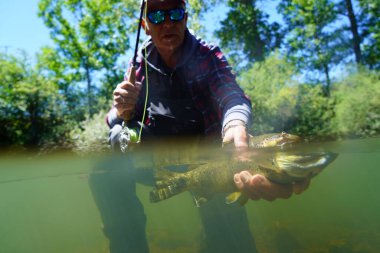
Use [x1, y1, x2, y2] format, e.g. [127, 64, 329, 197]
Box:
[144, 0, 187, 53]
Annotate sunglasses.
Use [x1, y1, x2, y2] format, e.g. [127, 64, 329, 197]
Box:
[147, 8, 186, 25]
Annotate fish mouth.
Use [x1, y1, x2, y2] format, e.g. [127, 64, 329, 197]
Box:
[281, 132, 302, 143]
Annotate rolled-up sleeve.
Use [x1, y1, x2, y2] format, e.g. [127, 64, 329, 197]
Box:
[206, 46, 252, 131]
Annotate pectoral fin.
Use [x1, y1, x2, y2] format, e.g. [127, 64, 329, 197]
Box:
[190, 191, 208, 207]
[225, 192, 249, 206]
[225, 192, 242, 204]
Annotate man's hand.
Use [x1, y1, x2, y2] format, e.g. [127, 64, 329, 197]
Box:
[222, 121, 249, 148]
[233, 171, 310, 201]
[113, 80, 141, 121]
[223, 124, 310, 201]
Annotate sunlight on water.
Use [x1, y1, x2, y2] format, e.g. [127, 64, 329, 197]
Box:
[0, 137, 379, 253]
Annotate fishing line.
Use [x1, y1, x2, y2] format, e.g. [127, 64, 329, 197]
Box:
[120, 0, 149, 152]
[138, 1, 149, 143]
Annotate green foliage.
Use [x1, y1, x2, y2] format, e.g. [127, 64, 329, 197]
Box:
[332, 68, 380, 137]
[36, 46, 87, 122]
[239, 52, 299, 134]
[0, 52, 67, 147]
[186, 0, 217, 36]
[67, 110, 110, 154]
[239, 52, 336, 137]
[38, 0, 136, 115]
[357, 0, 380, 69]
[278, 0, 348, 90]
[216, 0, 283, 70]
[293, 84, 335, 138]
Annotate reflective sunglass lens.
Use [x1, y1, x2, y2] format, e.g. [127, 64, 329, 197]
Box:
[148, 8, 185, 24]
[169, 9, 184, 21]
[148, 11, 165, 24]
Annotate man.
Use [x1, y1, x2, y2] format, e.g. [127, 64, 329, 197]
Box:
[93, 0, 309, 252]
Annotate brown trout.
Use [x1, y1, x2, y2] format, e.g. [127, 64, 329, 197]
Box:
[150, 151, 338, 206]
[249, 132, 301, 148]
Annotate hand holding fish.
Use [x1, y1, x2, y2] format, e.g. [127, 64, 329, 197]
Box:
[233, 171, 310, 201]
[150, 132, 337, 206]
[222, 120, 249, 148]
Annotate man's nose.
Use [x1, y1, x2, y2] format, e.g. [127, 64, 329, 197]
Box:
[162, 16, 175, 27]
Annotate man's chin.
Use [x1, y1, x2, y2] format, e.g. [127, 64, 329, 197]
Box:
[158, 42, 182, 52]
[161, 35, 180, 43]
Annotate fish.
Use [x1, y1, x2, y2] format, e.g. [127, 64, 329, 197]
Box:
[149, 151, 338, 206]
[249, 132, 301, 149]
[222, 132, 301, 150]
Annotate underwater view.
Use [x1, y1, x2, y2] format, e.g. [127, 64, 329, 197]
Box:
[0, 137, 379, 253]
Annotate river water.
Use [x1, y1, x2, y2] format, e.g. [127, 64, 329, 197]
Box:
[0, 137, 379, 253]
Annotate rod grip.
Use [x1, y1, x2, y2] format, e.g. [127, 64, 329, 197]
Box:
[119, 66, 136, 121]
[127, 65, 136, 85]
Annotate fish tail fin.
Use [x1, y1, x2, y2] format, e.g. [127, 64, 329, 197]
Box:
[150, 186, 178, 203]
[150, 168, 188, 203]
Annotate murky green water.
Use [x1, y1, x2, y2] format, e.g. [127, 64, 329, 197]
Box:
[0, 137, 379, 253]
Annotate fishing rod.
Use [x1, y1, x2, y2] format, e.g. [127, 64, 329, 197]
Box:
[129, 0, 146, 85]
[119, 0, 149, 152]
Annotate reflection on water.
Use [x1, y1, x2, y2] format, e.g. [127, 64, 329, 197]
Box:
[0, 137, 379, 253]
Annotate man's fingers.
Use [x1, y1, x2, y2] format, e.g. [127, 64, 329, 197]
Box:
[117, 80, 137, 90]
[234, 172, 294, 201]
[114, 94, 138, 105]
[245, 174, 292, 201]
[113, 87, 138, 99]
[114, 101, 136, 111]
[233, 174, 244, 189]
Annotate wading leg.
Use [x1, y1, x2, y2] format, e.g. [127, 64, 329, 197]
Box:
[198, 194, 258, 253]
[89, 156, 150, 253]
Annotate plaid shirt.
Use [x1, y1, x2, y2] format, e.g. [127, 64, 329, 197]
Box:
[107, 29, 251, 136]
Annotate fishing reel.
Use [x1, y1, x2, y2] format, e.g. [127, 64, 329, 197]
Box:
[119, 0, 146, 154]
[119, 122, 140, 153]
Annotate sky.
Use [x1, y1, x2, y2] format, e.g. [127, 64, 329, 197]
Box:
[0, 0, 53, 57]
[0, 0, 224, 59]
[0, 0, 281, 60]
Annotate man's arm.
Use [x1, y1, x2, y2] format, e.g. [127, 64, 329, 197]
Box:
[206, 47, 310, 201]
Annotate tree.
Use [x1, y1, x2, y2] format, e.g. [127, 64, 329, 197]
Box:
[278, 0, 350, 95]
[293, 83, 335, 138]
[334, 0, 362, 64]
[38, 0, 138, 115]
[358, 0, 380, 69]
[36, 46, 87, 122]
[332, 67, 380, 137]
[186, 0, 217, 36]
[239, 52, 299, 134]
[0, 52, 64, 147]
[215, 0, 283, 70]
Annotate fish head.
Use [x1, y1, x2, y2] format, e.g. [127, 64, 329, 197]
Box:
[251, 132, 302, 148]
[279, 132, 302, 144]
[274, 152, 338, 180]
